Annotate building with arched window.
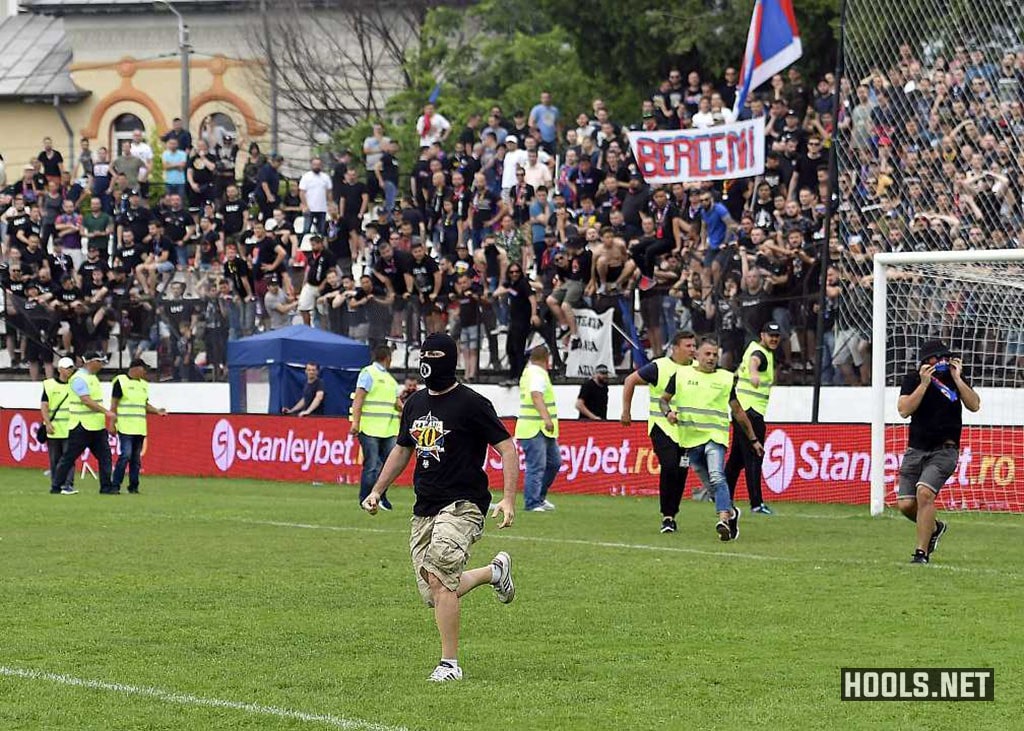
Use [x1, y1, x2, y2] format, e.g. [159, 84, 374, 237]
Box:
[0, 0, 414, 178]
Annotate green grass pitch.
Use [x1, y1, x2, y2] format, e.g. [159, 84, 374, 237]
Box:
[0, 466, 1020, 730]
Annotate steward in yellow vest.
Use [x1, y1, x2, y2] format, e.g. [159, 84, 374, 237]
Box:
[661, 337, 761, 543]
[620, 330, 697, 533]
[515, 345, 560, 512]
[352, 345, 403, 509]
[41, 357, 78, 494]
[112, 358, 167, 493]
[726, 322, 782, 514]
[50, 351, 118, 494]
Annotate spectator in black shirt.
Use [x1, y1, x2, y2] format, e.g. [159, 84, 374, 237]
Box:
[255, 153, 284, 221]
[337, 168, 368, 262]
[220, 184, 249, 243]
[187, 139, 218, 208]
[162, 194, 194, 269]
[160, 117, 193, 152]
[282, 362, 325, 416]
[896, 341, 980, 564]
[298, 234, 336, 326]
[405, 239, 442, 337]
[223, 242, 255, 337]
[576, 365, 611, 419]
[252, 220, 289, 303]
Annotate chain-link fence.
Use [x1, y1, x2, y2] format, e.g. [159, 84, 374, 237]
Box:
[828, 0, 1024, 386]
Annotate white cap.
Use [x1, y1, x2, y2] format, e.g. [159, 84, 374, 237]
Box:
[57, 356, 75, 369]
[505, 135, 519, 145]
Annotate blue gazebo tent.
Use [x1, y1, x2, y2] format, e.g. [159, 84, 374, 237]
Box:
[226, 326, 371, 416]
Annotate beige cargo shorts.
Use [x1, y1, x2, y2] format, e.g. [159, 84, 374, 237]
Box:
[409, 500, 485, 607]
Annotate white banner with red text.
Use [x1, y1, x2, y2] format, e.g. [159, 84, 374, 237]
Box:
[2, 410, 1021, 510]
[627, 118, 765, 184]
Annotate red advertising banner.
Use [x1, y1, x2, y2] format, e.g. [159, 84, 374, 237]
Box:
[2, 409, 1021, 510]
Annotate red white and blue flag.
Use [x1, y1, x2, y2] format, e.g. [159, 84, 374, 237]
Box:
[733, 0, 803, 116]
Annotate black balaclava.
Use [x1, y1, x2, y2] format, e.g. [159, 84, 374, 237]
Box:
[420, 333, 459, 392]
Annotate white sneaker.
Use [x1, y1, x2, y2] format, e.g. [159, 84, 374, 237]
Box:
[528, 506, 548, 512]
[60, 487, 79, 495]
[491, 551, 515, 604]
[542, 499, 556, 511]
[428, 662, 463, 682]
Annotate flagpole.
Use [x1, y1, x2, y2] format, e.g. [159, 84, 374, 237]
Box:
[811, 0, 849, 423]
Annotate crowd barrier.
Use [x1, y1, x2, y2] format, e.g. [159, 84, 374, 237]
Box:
[2, 410, 1021, 509]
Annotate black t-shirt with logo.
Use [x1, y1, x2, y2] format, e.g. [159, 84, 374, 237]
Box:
[305, 250, 336, 286]
[118, 206, 154, 244]
[900, 370, 966, 449]
[408, 255, 439, 295]
[397, 384, 510, 517]
[221, 199, 246, 234]
[162, 209, 192, 243]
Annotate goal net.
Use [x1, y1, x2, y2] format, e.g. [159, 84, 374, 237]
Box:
[869, 250, 1024, 514]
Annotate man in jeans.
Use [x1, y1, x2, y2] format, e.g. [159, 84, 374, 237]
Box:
[514, 345, 560, 512]
[351, 345, 402, 511]
[111, 359, 167, 493]
[40, 357, 78, 494]
[662, 337, 761, 541]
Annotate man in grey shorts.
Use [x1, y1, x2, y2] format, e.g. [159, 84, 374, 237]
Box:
[896, 340, 980, 564]
[362, 333, 518, 681]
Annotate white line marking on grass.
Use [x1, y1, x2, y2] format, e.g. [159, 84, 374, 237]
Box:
[227, 518, 1019, 578]
[0, 666, 410, 731]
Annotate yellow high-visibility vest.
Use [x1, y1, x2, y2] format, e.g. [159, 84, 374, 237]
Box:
[67, 370, 106, 432]
[515, 363, 558, 439]
[671, 365, 734, 448]
[735, 341, 773, 415]
[647, 356, 684, 445]
[356, 365, 400, 438]
[114, 374, 150, 436]
[42, 378, 72, 440]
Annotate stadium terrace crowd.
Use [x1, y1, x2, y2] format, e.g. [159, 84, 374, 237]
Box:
[2, 46, 1023, 384]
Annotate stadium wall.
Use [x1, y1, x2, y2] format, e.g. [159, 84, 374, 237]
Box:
[0, 382, 1021, 424]
[2, 408, 1021, 510]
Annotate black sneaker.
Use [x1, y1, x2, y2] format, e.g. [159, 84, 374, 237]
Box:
[927, 520, 947, 557]
[911, 549, 929, 564]
[660, 517, 677, 534]
[728, 507, 741, 540]
[716, 520, 731, 541]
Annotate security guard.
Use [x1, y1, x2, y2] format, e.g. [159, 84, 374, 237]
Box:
[726, 321, 782, 514]
[662, 336, 761, 542]
[515, 345, 560, 512]
[50, 351, 118, 494]
[111, 358, 167, 493]
[351, 345, 402, 510]
[41, 356, 78, 494]
[621, 330, 697, 533]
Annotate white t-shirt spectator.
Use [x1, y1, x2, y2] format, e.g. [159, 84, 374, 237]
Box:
[416, 112, 451, 147]
[265, 288, 293, 330]
[131, 140, 153, 181]
[298, 169, 332, 213]
[501, 149, 529, 190]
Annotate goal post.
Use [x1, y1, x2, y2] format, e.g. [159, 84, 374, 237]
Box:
[870, 249, 1024, 515]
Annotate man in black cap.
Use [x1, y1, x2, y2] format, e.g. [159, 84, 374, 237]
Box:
[896, 340, 980, 564]
[361, 333, 519, 683]
[51, 351, 119, 494]
[726, 321, 782, 515]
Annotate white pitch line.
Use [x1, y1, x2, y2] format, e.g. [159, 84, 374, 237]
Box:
[225, 517, 1020, 578]
[0, 666, 410, 731]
